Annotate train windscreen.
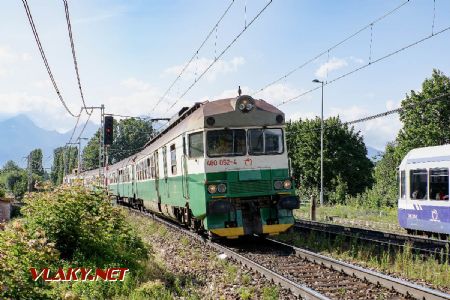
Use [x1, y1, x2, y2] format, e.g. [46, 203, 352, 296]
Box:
[207, 129, 246, 157]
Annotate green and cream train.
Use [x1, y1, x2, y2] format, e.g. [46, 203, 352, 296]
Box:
[70, 95, 299, 238]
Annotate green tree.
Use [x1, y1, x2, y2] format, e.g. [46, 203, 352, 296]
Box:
[396, 69, 450, 157]
[29, 148, 44, 177]
[362, 69, 450, 207]
[366, 142, 401, 207]
[287, 116, 374, 204]
[82, 118, 153, 170]
[6, 170, 27, 199]
[1, 160, 20, 173]
[50, 146, 78, 185]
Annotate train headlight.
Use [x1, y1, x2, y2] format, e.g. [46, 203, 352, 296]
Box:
[217, 183, 227, 193]
[236, 95, 255, 113]
[208, 184, 217, 194]
[283, 180, 292, 190]
[274, 180, 283, 190]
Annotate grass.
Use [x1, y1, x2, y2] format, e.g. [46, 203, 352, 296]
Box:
[295, 204, 402, 232]
[276, 230, 450, 290]
[296, 204, 398, 223]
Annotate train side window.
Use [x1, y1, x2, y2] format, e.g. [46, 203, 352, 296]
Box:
[189, 132, 204, 158]
[429, 168, 449, 201]
[400, 170, 406, 199]
[410, 169, 428, 200]
[170, 144, 177, 175]
[150, 156, 155, 178]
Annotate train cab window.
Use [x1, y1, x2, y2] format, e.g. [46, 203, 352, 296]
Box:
[248, 128, 284, 155]
[429, 168, 449, 201]
[170, 144, 177, 175]
[410, 169, 428, 200]
[207, 129, 246, 157]
[189, 132, 204, 158]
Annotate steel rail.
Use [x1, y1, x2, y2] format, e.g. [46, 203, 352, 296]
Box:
[136, 210, 330, 300]
[269, 238, 450, 300]
[295, 219, 450, 255]
[127, 207, 450, 299]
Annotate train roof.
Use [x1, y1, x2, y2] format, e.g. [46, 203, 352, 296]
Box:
[400, 144, 450, 167]
[107, 95, 284, 172]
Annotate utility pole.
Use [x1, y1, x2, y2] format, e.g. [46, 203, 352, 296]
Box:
[77, 137, 88, 173]
[83, 104, 106, 183]
[313, 79, 325, 206]
[27, 154, 33, 192]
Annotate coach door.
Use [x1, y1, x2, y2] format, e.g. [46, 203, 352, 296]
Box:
[154, 151, 161, 211]
[162, 146, 169, 199]
[182, 135, 189, 200]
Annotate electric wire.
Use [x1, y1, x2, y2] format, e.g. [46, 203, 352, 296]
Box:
[253, 0, 411, 97]
[21, 0, 81, 118]
[150, 0, 236, 113]
[63, 0, 91, 115]
[165, 0, 273, 113]
[279, 24, 450, 107]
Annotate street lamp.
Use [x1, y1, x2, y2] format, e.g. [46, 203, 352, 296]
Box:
[313, 79, 324, 206]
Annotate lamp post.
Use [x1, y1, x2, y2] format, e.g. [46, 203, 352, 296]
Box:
[313, 79, 324, 206]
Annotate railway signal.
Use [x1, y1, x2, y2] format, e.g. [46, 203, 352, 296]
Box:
[104, 116, 114, 145]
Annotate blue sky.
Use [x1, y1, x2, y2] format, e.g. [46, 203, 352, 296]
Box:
[0, 0, 449, 150]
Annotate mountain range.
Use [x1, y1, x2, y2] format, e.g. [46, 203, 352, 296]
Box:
[0, 114, 384, 169]
[0, 115, 97, 169]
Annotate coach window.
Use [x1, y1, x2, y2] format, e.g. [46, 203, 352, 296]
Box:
[429, 168, 449, 200]
[410, 169, 428, 200]
[170, 144, 177, 175]
[207, 129, 246, 157]
[400, 170, 406, 199]
[189, 132, 204, 158]
[150, 156, 156, 178]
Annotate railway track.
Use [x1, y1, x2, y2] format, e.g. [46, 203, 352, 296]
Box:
[294, 219, 450, 256]
[128, 207, 450, 300]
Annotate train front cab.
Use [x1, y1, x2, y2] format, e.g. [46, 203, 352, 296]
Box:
[199, 127, 299, 239]
[398, 145, 450, 235]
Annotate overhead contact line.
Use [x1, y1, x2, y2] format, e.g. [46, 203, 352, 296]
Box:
[63, 0, 91, 115]
[165, 0, 273, 113]
[150, 0, 236, 113]
[21, 0, 81, 118]
[253, 0, 411, 97]
[279, 23, 450, 107]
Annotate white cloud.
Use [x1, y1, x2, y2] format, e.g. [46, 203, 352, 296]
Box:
[0, 92, 78, 132]
[121, 77, 150, 91]
[315, 57, 348, 79]
[164, 56, 245, 82]
[329, 102, 402, 150]
[0, 46, 32, 78]
[33, 80, 52, 89]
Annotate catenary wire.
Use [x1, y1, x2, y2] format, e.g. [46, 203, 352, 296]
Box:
[21, 0, 80, 118]
[150, 0, 235, 113]
[165, 0, 273, 113]
[278, 24, 450, 107]
[63, 0, 91, 115]
[253, 0, 411, 97]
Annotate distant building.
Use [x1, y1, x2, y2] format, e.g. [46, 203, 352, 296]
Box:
[0, 198, 12, 222]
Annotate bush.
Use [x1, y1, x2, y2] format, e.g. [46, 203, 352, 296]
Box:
[22, 186, 148, 268]
[1, 186, 150, 299]
[0, 220, 60, 299]
[0, 187, 5, 198]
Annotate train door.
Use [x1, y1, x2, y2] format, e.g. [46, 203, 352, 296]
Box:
[182, 135, 189, 200]
[131, 164, 136, 198]
[154, 151, 161, 211]
[162, 146, 169, 199]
